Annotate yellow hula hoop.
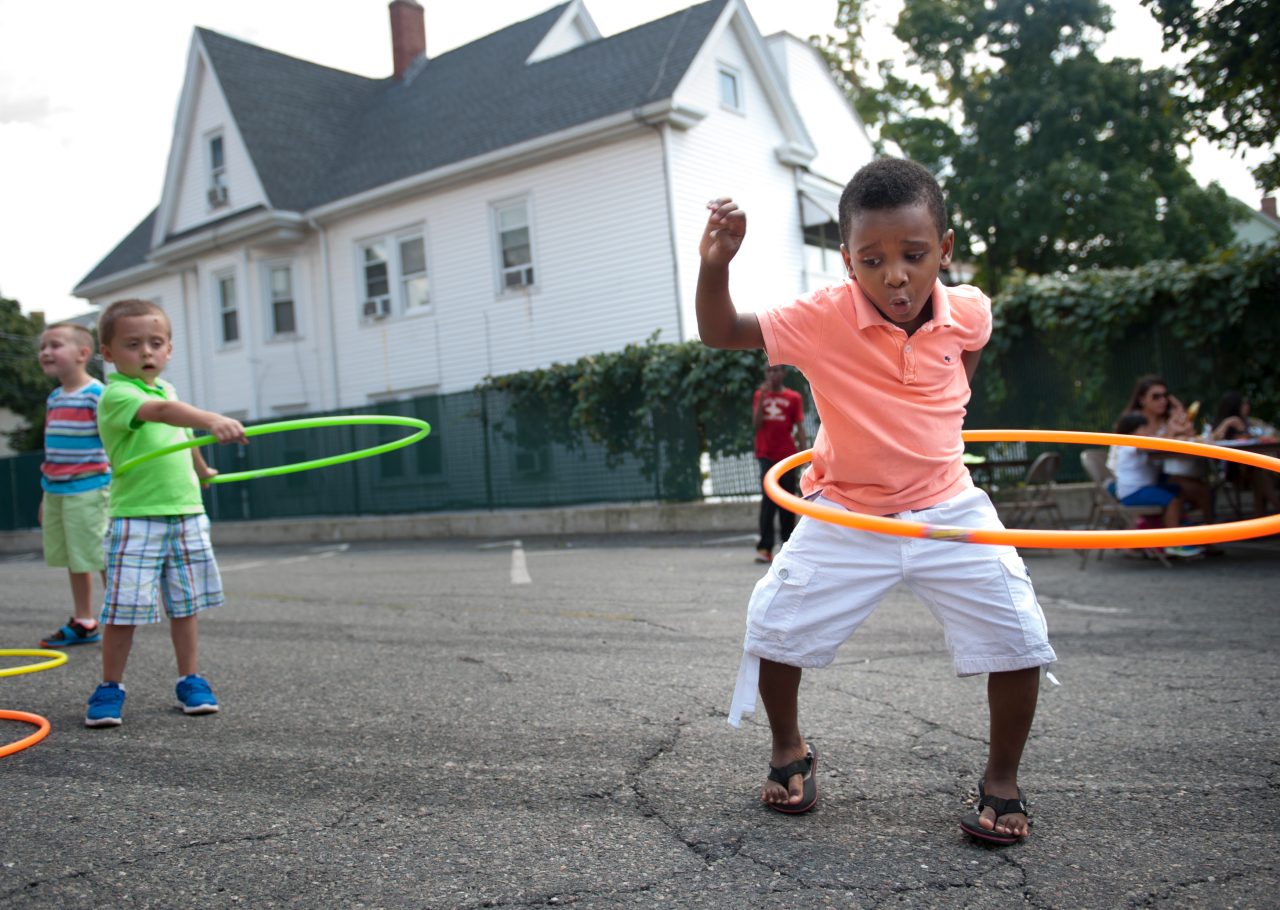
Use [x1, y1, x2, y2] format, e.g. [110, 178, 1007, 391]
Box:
[764, 430, 1280, 549]
[0, 649, 69, 678]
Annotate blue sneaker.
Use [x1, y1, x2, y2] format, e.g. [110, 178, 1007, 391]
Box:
[85, 682, 125, 727]
[41, 618, 101, 648]
[176, 675, 219, 715]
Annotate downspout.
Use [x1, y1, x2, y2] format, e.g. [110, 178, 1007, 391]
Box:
[652, 121, 685, 343]
[179, 266, 198, 402]
[308, 216, 341, 410]
[239, 247, 263, 419]
[794, 173, 810, 292]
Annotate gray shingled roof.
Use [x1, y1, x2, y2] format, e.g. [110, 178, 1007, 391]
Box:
[76, 207, 157, 289]
[77, 1, 729, 290]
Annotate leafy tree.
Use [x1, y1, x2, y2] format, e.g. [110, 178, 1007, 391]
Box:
[817, 0, 1238, 292]
[1141, 0, 1279, 192]
[0, 296, 49, 451]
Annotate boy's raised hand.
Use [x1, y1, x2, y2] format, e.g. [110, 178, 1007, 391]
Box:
[700, 198, 746, 267]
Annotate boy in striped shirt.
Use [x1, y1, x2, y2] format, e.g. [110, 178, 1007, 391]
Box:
[38, 322, 110, 647]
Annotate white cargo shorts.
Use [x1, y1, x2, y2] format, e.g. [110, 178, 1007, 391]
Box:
[728, 486, 1057, 726]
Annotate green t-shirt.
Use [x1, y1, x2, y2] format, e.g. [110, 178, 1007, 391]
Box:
[98, 374, 204, 518]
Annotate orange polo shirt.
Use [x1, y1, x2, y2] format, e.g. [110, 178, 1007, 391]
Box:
[759, 278, 991, 515]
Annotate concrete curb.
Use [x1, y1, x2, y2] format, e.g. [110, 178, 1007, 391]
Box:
[0, 483, 1097, 552]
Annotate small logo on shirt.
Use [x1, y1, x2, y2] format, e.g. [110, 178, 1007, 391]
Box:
[944, 355, 952, 363]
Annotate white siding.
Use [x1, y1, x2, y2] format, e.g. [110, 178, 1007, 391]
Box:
[766, 34, 874, 189]
[169, 58, 269, 238]
[322, 133, 677, 407]
[669, 23, 808, 341]
[88, 274, 199, 407]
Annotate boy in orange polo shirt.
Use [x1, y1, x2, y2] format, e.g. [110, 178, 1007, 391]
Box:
[696, 158, 1055, 845]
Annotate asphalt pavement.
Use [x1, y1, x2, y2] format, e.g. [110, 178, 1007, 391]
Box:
[2, 532, 1277, 909]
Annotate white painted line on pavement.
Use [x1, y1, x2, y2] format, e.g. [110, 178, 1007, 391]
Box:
[1043, 598, 1129, 614]
[510, 540, 532, 585]
[309, 544, 350, 553]
[702, 534, 757, 545]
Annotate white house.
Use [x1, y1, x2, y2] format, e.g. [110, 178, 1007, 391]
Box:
[1232, 196, 1280, 248]
[73, 0, 874, 422]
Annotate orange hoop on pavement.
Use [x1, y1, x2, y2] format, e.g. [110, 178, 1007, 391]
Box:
[764, 430, 1280, 549]
[0, 710, 51, 759]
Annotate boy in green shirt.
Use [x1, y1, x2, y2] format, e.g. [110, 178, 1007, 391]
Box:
[85, 299, 247, 728]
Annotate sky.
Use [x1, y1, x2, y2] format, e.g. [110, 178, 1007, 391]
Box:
[0, 0, 1269, 323]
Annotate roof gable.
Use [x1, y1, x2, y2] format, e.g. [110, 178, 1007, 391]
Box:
[78, 0, 753, 292]
[526, 0, 603, 63]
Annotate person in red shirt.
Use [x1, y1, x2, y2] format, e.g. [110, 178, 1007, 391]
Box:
[752, 365, 807, 563]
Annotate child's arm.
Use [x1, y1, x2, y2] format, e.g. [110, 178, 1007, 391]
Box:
[696, 198, 764, 350]
[191, 448, 219, 485]
[136, 399, 248, 444]
[961, 349, 982, 384]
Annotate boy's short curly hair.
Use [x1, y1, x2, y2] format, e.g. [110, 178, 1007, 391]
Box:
[838, 158, 948, 244]
[99, 298, 170, 346]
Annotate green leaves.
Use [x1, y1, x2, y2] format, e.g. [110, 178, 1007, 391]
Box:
[821, 0, 1240, 292]
[480, 337, 772, 485]
[979, 242, 1280, 427]
[1143, 0, 1279, 192]
[0, 297, 49, 452]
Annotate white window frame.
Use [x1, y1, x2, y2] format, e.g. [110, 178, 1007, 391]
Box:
[492, 197, 536, 294]
[214, 269, 239, 347]
[263, 260, 299, 339]
[355, 226, 431, 322]
[206, 130, 229, 209]
[397, 232, 430, 314]
[718, 64, 743, 114]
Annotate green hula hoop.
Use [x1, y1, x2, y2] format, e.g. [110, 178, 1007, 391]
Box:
[112, 415, 431, 484]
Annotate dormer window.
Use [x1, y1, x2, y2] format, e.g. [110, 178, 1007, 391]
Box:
[207, 132, 228, 208]
[719, 65, 742, 113]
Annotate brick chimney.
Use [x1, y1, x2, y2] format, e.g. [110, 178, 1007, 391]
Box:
[1262, 196, 1278, 222]
[389, 0, 426, 80]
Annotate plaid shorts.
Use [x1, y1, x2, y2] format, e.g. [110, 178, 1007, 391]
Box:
[101, 515, 224, 624]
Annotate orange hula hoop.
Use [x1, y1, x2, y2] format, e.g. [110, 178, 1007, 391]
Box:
[0, 710, 52, 759]
[763, 430, 1280, 549]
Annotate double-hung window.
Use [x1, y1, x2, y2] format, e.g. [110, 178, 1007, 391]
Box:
[358, 231, 429, 320]
[399, 234, 429, 312]
[207, 132, 228, 208]
[718, 65, 742, 113]
[216, 272, 239, 345]
[494, 199, 535, 291]
[267, 264, 297, 337]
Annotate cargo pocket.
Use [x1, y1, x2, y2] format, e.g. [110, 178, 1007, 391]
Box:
[746, 553, 816, 645]
[997, 552, 1047, 645]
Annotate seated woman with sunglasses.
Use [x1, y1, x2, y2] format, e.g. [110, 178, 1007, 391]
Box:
[1118, 375, 1214, 522]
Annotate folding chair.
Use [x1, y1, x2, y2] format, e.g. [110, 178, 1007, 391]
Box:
[1005, 451, 1066, 529]
[1078, 448, 1171, 569]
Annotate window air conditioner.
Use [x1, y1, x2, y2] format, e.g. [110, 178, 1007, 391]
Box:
[207, 185, 228, 206]
[361, 297, 391, 319]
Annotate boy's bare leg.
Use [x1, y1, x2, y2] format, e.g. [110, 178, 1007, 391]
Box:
[101, 624, 136, 682]
[981, 667, 1039, 837]
[68, 571, 95, 623]
[170, 615, 200, 678]
[758, 658, 809, 807]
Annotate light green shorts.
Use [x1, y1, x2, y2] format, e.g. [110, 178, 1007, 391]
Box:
[42, 487, 110, 572]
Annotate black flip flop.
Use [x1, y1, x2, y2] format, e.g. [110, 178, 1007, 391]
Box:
[766, 744, 817, 814]
[960, 779, 1029, 845]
